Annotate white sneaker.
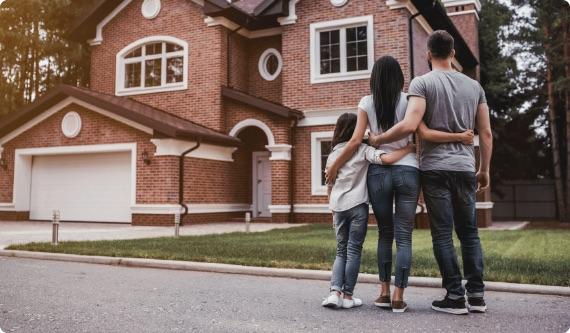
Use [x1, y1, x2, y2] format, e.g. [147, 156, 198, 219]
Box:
[342, 297, 363, 309]
[322, 292, 342, 308]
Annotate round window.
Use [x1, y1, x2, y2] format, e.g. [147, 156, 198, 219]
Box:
[258, 48, 283, 81]
[330, 0, 348, 7]
[61, 112, 82, 138]
[141, 0, 161, 19]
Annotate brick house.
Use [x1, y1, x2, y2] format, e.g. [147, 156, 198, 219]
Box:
[0, 0, 492, 226]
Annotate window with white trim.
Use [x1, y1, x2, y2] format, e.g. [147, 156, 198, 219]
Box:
[311, 131, 333, 195]
[310, 15, 374, 84]
[116, 36, 188, 96]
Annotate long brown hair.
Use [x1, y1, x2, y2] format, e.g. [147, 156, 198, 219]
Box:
[370, 55, 404, 131]
[331, 113, 357, 148]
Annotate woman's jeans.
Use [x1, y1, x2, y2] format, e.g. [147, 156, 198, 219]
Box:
[367, 164, 420, 288]
[330, 203, 369, 296]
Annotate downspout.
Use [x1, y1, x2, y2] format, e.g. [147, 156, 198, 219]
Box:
[408, 12, 421, 81]
[288, 119, 298, 224]
[227, 26, 243, 88]
[179, 140, 201, 217]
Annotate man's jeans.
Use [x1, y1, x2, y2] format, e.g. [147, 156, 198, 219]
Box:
[330, 203, 368, 296]
[421, 170, 485, 299]
[367, 165, 420, 288]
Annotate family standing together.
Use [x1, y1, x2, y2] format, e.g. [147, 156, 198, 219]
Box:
[321, 30, 493, 315]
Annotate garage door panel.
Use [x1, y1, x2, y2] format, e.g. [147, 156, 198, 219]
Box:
[30, 152, 131, 223]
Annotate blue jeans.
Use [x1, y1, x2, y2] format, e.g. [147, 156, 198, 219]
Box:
[421, 170, 485, 299]
[330, 203, 368, 295]
[367, 165, 420, 288]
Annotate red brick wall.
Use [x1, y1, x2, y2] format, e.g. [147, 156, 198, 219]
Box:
[90, 0, 226, 131]
[448, 4, 479, 61]
[247, 36, 283, 104]
[281, 2, 411, 111]
[412, 22, 430, 77]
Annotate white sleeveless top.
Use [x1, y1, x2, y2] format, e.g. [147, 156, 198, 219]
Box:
[358, 92, 419, 169]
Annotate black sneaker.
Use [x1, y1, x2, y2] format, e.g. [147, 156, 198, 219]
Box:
[431, 297, 469, 315]
[467, 297, 487, 313]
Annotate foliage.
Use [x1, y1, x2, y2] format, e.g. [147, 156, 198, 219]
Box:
[0, 0, 91, 117]
[8, 225, 570, 286]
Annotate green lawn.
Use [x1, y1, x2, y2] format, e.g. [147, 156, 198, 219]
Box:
[7, 225, 570, 286]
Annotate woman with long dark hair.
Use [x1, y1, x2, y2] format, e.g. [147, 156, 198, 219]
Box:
[325, 56, 473, 312]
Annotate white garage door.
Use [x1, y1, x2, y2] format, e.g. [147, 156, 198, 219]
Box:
[30, 152, 132, 223]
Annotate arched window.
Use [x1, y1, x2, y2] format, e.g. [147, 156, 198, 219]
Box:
[116, 36, 188, 96]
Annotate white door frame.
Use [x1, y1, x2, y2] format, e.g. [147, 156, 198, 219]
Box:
[9, 143, 137, 214]
[252, 151, 271, 218]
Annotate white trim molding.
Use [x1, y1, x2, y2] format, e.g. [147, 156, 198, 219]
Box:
[115, 35, 189, 96]
[258, 48, 283, 81]
[268, 205, 292, 214]
[150, 138, 237, 162]
[311, 131, 334, 196]
[266, 144, 292, 161]
[298, 107, 357, 127]
[0, 97, 153, 147]
[88, 0, 203, 46]
[229, 119, 276, 146]
[441, 0, 481, 12]
[5, 143, 137, 213]
[277, 0, 300, 25]
[204, 17, 284, 38]
[310, 15, 375, 84]
[447, 9, 480, 21]
[131, 203, 251, 215]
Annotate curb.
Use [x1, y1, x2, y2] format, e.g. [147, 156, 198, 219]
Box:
[1, 249, 569, 297]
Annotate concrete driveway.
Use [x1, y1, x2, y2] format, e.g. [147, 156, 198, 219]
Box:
[0, 221, 303, 249]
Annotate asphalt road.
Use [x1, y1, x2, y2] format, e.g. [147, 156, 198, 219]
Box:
[0, 257, 568, 333]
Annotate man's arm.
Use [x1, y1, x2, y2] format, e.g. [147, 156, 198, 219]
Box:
[369, 97, 426, 148]
[417, 121, 474, 145]
[475, 102, 493, 192]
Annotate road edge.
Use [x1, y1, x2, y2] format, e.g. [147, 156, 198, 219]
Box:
[1, 249, 568, 297]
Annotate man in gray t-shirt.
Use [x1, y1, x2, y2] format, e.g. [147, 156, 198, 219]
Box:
[408, 70, 487, 172]
[369, 30, 493, 315]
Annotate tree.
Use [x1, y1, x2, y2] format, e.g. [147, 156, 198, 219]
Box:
[0, 0, 91, 117]
[509, 0, 570, 221]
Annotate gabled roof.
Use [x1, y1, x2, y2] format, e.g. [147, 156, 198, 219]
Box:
[222, 86, 303, 120]
[203, 0, 288, 30]
[0, 85, 241, 147]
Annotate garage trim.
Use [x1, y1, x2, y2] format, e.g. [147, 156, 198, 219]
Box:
[10, 143, 137, 213]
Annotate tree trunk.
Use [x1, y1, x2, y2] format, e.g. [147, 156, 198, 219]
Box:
[544, 22, 566, 222]
[562, 7, 570, 222]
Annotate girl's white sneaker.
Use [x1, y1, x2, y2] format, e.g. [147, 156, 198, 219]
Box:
[342, 297, 363, 309]
[322, 292, 343, 308]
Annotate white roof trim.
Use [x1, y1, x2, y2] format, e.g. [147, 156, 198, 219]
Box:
[204, 16, 283, 38]
[88, 0, 204, 46]
[441, 0, 481, 12]
[447, 9, 480, 21]
[0, 96, 153, 146]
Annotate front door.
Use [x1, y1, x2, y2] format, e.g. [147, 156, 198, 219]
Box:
[253, 152, 271, 218]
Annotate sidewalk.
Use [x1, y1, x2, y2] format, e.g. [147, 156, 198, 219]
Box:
[0, 221, 304, 249]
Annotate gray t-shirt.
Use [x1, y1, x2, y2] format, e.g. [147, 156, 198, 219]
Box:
[408, 70, 487, 172]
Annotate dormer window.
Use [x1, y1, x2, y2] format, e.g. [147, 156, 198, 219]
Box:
[116, 36, 188, 96]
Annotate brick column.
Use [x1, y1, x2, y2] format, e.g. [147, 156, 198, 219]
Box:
[270, 159, 291, 223]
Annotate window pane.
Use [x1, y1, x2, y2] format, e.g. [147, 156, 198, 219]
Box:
[347, 42, 357, 57]
[166, 43, 183, 53]
[320, 140, 332, 186]
[347, 57, 357, 72]
[145, 42, 162, 55]
[166, 57, 184, 83]
[357, 26, 367, 40]
[357, 41, 367, 56]
[319, 29, 341, 75]
[346, 27, 357, 42]
[145, 58, 162, 87]
[358, 56, 368, 71]
[265, 54, 279, 75]
[320, 31, 330, 45]
[125, 47, 141, 58]
[124, 62, 141, 88]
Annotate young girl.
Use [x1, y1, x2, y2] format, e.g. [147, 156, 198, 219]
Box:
[322, 112, 415, 309]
